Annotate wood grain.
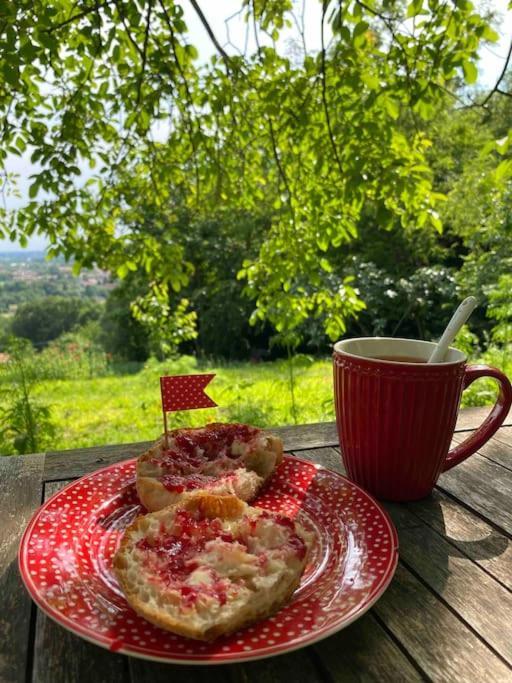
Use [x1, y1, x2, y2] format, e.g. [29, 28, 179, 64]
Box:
[129, 660, 228, 682]
[454, 405, 512, 431]
[311, 612, 424, 682]
[373, 563, 512, 682]
[493, 425, 512, 448]
[397, 524, 512, 665]
[437, 453, 512, 535]
[44, 440, 153, 481]
[129, 648, 322, 683]
[451, 432, 512, 471]
[42, 422, 340, 482]
[0, 453, 44, 683]
[31, 481, 128, 683]
[15, 419, 512, 681]
[42, 408, 510, 483]
[408, 489, 512, 591]
[304, 446, 512, 665]
[291, 446, 344, 475]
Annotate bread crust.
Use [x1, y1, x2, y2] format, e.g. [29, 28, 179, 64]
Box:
[114, 493, 310, 641]
[136, 424, 283, 511]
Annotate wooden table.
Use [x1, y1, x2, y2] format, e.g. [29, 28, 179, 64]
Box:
[3, 406, 512, 682]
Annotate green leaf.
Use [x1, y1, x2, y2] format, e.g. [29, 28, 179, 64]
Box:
[117, 263, 129, 279]
[361, 72, 379, 90]
[352, 22, 369, 48]
[495, 159, 512, 182]
[15, 137, 27, 153]
[462, 60, 478, 84]
[482, 25, 499, 42]
[3, 64, 19, 86]
[185, 44, 198, 59]
[384, 97, 400, 120]
[407, 0, 424, 17]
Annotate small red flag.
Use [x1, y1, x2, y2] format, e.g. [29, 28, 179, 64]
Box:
[160, 374, 217, 412]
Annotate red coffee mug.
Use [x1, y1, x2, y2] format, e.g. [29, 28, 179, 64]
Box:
[333, 337, 512, 502]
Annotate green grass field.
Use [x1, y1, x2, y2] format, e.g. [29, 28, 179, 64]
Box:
[33, 347, 507, 451]
[36, 356, 335, 450]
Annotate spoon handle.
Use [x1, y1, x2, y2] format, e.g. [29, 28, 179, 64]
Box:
[428, 297, 477, 363]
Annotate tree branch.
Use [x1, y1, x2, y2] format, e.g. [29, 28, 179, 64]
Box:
[187, 0, 232, 69]
[354, 0, 421, 133]
[158, 0, 201, 200]
[251, 4, 297, 233]
[45, 1, 110, 32]
[482, 39, 512, 105]
[224, 11, 245, 57]
[113, 0, 146, 60]
[320, 1, 343, 177]
[137, 0, 153, 106]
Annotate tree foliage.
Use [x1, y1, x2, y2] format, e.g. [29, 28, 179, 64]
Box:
[1, 0, 511, 344]
[11, 296, 100, 346]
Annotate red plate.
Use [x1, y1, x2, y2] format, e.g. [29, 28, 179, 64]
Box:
[19, 455, 398, 664]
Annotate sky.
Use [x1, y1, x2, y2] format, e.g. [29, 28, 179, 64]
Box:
[2, 0, 511, 252]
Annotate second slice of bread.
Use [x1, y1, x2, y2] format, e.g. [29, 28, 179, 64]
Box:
[136, 423, 283, 511]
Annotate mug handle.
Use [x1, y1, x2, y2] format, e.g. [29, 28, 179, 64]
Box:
[443, 365, 512, 472]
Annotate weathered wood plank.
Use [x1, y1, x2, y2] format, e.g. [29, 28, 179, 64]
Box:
[129, 660, 228, 682]
[306, 446, 512, 649]
[33, 623, 130, 683]
[311, 612, 424, 682]
[319, 432, 512, 537]
[31, 480, 129, 683]
[312, 443, 512, 586]
[303, 446, 512, 664]
[398, 524, 512, 665]
[44, 440, 154, 481]
[42, 408, 511, 482]
[43, 423, 341, 482]
[373, 563, 512, 682]
[454, 405, 512, 431]
[452, 432, 512, 471]
[130, 648, 323, 683]
[0, 453, 44, 683]
[492, 425, 512, 448]
[437, 453, 512, 535]
[273, 421, 339, 450]
[407, 489, 512, 591]
[292, 446, 344, 474]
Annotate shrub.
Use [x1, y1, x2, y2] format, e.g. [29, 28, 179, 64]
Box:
[0, 339, 57, 455]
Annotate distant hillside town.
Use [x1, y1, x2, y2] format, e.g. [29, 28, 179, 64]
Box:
[0, 251, 115, 314]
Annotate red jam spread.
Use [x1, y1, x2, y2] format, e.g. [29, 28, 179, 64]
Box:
[136, 511, 230, 605]
[136, 536, 199, 579]
[247, 511, 307, 559]
[151, 423, 260, 472]
[160, 473, 218, 493]
[135, 508, 306, 608]
[287, 534, 307, 560]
